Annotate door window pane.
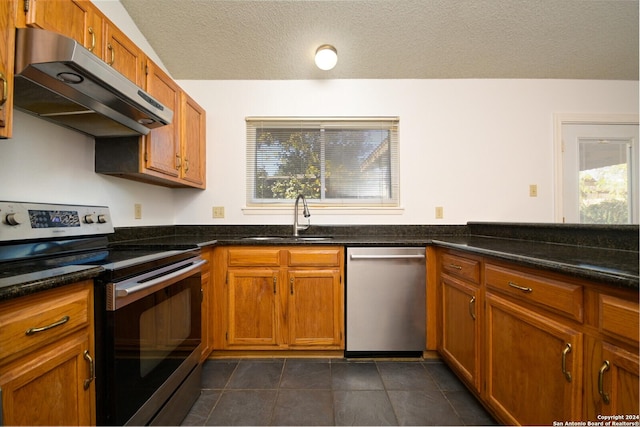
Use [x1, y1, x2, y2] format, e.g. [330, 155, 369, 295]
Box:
[579, 139, 632, 224]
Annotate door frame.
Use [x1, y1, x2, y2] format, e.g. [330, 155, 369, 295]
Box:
[553, 113, 639, 222]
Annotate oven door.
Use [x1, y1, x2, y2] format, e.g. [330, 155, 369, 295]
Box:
[102, 257, 205, 426]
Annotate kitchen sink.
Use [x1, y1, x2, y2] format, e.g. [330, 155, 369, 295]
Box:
[240, 236, 333, 241]
[241, 236, 285, 241]
[293, 236, 333, 241]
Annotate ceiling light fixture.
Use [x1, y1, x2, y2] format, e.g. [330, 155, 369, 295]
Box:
[315, 44, 338, 71]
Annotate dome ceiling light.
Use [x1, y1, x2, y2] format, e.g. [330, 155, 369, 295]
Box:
[315, 44, 338, 71]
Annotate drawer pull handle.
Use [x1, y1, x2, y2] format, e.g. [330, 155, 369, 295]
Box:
[83, 350, 95, 390]
[273, 277, 277, 294]
[561, 343, 572, 382]
[449, 264, 463, 270]
[508, 281, 532, 293]
[469, 296, 476, 320]
[25, 315, 70, 336]
[290, 277, 294, 295]
[598, 360, 611, 404]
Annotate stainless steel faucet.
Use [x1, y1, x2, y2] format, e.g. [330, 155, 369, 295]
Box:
[293, 194, 311, 236]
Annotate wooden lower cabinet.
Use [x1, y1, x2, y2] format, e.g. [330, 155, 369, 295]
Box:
[485, 292, 583, 425]
[592, 342, 639, 416]
[439, 274, 480, 391]
[0, 281, 96, 426]
[226, 268, 280, 347]
[214, 246, 344, 351]
[585, 291, 640, 419]
[287, 268, 343, 348]
[0, 333, 93, 425]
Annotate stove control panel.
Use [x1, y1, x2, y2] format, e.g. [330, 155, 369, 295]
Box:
[0, 201, 114, 242]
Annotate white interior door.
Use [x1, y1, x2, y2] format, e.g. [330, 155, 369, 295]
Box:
[562, 123, 638, 224]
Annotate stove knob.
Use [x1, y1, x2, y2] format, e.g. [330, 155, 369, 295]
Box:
[5, 212, 25, 226]
[97, 214, 107, 224]
[84, 214, 95, 224]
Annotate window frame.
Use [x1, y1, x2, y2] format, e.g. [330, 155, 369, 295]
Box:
[245, 116, 400, 209]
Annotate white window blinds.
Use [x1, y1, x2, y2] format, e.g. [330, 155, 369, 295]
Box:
[246, 117, 400, 207]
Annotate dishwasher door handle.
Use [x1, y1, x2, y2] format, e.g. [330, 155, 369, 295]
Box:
[349, 254, 425, 260]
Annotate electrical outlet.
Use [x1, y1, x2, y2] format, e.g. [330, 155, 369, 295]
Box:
[212, 206, 225, 218]
[529, 184, 538, 197]
[435, 206, 444, 219]
[134, 203, 142, 219]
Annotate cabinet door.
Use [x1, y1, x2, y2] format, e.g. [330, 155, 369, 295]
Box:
[486, 292, 583, 425]
[0, 333, 95, 426]
[104, 19, 145, 86]
[287, 269, 343, 349]
[594, 342, 639, 416]
[0, 0, 15, 138]
[440, 274, 480, 391]
[180, 92, 206, 187]
[226, 268, 280, 348]
[143, 60, 181, 178]
[24, 0, 102, 57]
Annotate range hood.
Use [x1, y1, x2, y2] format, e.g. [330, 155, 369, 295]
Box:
[13, 28, 173, 137]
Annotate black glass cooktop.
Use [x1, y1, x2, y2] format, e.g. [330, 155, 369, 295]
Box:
[0, 236, 199, 286]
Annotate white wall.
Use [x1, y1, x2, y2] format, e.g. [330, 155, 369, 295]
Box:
[174, 78, 638, 225]
[2, 80, 636, 227]
[0, 111, 177, 227]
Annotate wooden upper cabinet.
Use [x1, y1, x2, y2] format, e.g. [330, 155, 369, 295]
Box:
[104, 18, 145, 87]
[143, 60, 181, 178]
[181, 91, 206, 188]
[0, 0, 15, 138]
[23, 0, 103, 58]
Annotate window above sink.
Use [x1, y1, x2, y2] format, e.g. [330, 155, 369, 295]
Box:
[245, 117, 400, 209]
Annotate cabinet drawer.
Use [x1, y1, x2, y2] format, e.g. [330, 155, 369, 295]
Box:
[485, 264, 583, 322]
[288, 248, 342, 267]
[441, 253, 480, 283]
[599, 294, 639, 343]
[0, 282, 91, 362]
[228, 248, 280, 266]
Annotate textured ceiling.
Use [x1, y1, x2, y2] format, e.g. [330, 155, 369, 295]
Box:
[119, 0, 639, 80]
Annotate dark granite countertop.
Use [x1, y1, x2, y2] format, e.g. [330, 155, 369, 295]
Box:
[110, 226, 638, 290]
[1, 223, 637, 302]
[431, 236, 638, 289]
[0, 265, 104, 302]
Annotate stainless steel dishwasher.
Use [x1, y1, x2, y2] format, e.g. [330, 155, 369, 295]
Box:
[346, 247, 426, 356]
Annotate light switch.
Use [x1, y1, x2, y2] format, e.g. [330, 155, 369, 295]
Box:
[529, 185, 538, 197]
[435, 206, 444, 219]
[134, 203, 142, 219]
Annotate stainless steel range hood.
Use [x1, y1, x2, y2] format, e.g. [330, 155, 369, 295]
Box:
[13, 28, 173, 137]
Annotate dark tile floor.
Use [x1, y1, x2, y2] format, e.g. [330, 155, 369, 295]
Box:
[181, 358, 498, 426]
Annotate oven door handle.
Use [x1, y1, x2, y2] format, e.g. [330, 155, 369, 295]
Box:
[116, 259, 207, 298]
